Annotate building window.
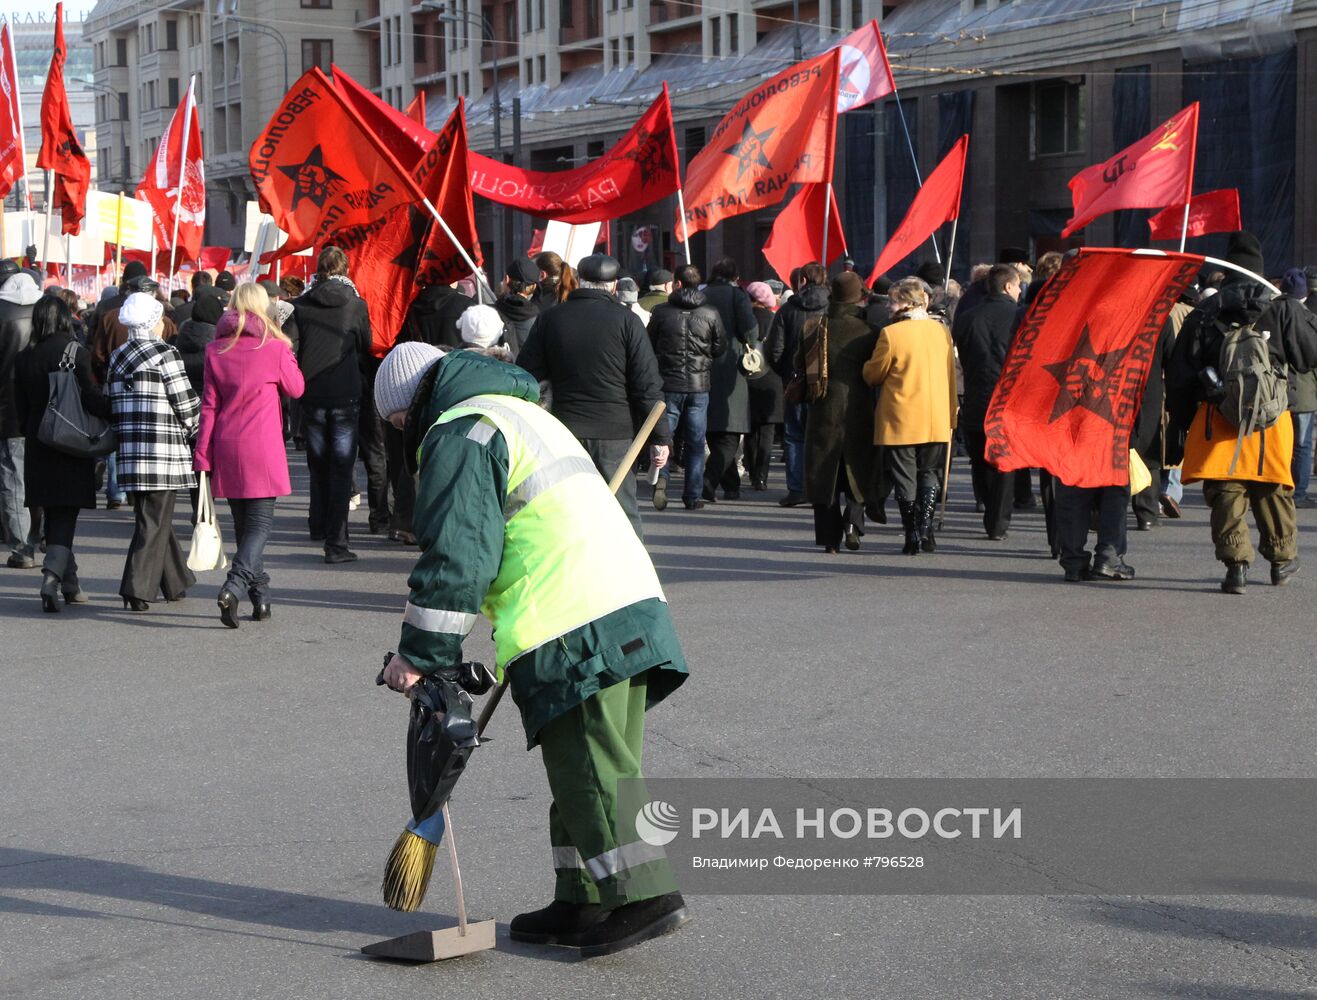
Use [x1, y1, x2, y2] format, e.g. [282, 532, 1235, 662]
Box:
[561, 0, 572, 28]
[625, 35, 634, 63]
[537, 0, 545, 29]
[119, 92, 129, 119]
[414, 26, 427, 64]
[301, 0, 333, 7]
[302, 38, 334, 73]
[165, 19, 177, 50]
[710, 16, 720, 56]
[1031, 79, 1085, 157]
[609, 37, 619, 66]
[116, 37, 128, 65]
[727, 14, 737, 52]
[537, 54, 546, 81]
[851, 0, 862, 28]
[830, 0, 841, 27]
[462, 71, 470, 94]
[167, 77, 179, 106]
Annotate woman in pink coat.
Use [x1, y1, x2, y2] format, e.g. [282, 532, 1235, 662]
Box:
[194, 283, 305, 628]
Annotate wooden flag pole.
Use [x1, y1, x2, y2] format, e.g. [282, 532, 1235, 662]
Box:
[821, 182, 833, 266]
[419, 195, 495, 303]
[675, 188, 693, 266]
[64, 233, 71, 285]
[114, 192, 125, 284]
[40, 169, 54, 273]
[165, 76, 197, 294]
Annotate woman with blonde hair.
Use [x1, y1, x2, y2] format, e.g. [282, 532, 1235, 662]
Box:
[863, 277, 958, 555]
[194, 282, 305, 628]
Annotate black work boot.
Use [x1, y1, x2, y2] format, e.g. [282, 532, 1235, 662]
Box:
[577, 892, 689, 959]
[916, 486, 939, 553]
[509, 900, 605, 946]
[1221, 562, 1248, 595]
[1271, 559, 1300, 586]
[897, 499, 920, 555]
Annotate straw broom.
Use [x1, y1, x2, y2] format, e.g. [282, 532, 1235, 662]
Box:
[381, 399, 668, 911]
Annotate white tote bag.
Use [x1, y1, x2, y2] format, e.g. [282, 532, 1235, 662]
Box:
[187, 472, 228, 572]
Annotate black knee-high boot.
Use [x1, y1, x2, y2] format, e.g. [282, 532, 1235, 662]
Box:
[897, 499, 920, 555]
[916, 486, 939, 553]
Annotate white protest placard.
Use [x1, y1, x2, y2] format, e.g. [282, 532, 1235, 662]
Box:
[38, 217, 106, 267]
[542, 220, 602, 270]
[244, 201, 311, 256]
[1, 211, 40, 257]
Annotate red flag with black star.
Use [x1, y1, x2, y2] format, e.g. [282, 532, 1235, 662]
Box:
[332, 101, 480, 356]
[249, 67, 425, 256]
[679, 50, 840, 241]
[984, 249, 1201, 488]
[37, 3, 91, 235]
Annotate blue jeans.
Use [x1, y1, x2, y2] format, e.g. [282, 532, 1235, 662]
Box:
[304, 402, 359, 555]
[0, 437, 28, 548]
[106, 451, 127, 503]
[225, 497, 276, 602]
[783, 401, 806, 496]
[1292, 411, 1315, 498]
[659, 391, 709, 503]
[1160, 466, 1183, 504]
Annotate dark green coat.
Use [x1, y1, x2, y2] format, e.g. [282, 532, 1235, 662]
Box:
[397, 349, 688, 748]
[795, 302, 876, 505]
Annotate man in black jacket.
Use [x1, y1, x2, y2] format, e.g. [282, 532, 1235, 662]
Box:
[954, 263, 1023, 540]
[518, 253, 670, 537]
[766, 262, 829, 506]
[0, 260, 38, 564]
[493, 256, 541, 360]
[400, 277, 474, 348]
[292, 246, 373, 563]
[646, 264, 726, 510]
[700, 257, 757, 501]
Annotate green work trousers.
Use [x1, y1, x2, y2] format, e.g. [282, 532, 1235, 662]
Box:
[1203, 479, 1298, 565]
[539, 672, 679, 909]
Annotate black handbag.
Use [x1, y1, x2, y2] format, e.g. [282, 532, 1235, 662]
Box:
[37, 343, 117, 458]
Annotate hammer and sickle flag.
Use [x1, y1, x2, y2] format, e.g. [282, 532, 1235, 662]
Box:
[679, 49, 840, 241]
[1062, 104, 1199, 239]
[249, 67, 426, 257]
[985, 249, 1201, 488]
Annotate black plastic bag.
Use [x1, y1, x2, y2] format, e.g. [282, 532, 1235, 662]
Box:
[406, 672, 480, 825]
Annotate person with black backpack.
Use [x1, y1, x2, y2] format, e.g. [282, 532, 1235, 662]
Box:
[1167, 232, 1317, 595]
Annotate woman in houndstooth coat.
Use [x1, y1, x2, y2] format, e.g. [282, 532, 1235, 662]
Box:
[107, 292, 201, 611]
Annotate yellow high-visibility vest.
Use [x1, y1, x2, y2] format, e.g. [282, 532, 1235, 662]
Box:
[428, 393, 665, 670]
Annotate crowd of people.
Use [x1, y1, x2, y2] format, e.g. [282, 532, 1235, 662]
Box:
[2, 230, 1316, 625]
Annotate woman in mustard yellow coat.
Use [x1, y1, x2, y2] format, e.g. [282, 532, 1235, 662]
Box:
[862, 278, 958, 555]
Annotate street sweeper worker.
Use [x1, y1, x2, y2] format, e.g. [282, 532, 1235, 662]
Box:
[374, 343, 691, 958]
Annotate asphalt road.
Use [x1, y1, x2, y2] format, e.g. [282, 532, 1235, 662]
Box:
[3, 456, 1317, 1000]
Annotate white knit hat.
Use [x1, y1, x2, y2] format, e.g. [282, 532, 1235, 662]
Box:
[457, 304, 506, 349]
[119, 292, 164, 335]
[375, 341, 446, 419]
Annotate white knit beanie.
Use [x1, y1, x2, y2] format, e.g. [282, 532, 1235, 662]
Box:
[119, 292, 164, 335]
[375, 341, 446, 419]
[457, 304, 506, 349]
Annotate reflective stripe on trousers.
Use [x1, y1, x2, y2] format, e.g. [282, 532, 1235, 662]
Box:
[553, 841, 670, 882]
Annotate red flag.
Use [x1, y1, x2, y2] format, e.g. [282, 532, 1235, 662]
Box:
[867, 135, 967, 284]
[470, 84, 680, 224]
[832, 21, 895, 113]
[333, 66, 434, 174]
[762, 183, 847, 283]
[984, 249, 1201, 488]
[36, 3, 90, 235]
[0, 24, 27, 203]
[680, 51, 840, 241]
[136, 79, 205, 267]
[1147, 188, 1240, 242]
[249, 67, 426, 256]
[334, 102, 479, 356]
[405, 91, 426, 126]
[198, 246, 230, 271]
[1062, 104, 1199, 239]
